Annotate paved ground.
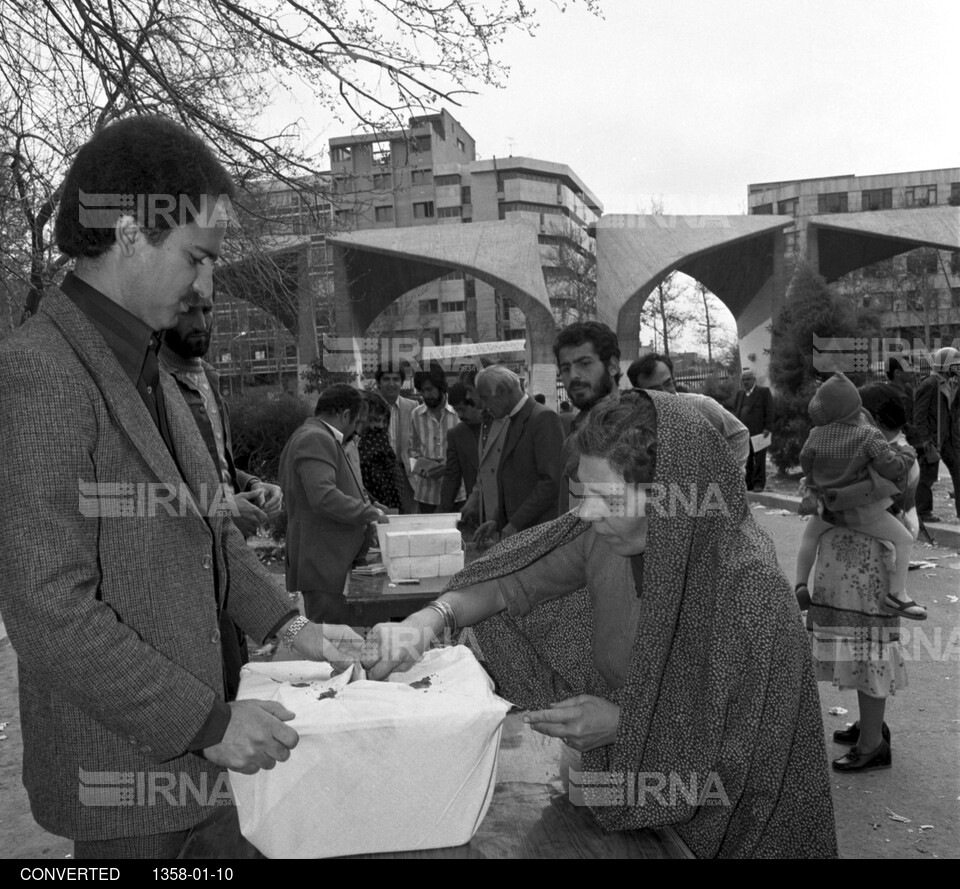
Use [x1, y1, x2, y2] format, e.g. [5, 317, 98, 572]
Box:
[1, 503, 957, 859]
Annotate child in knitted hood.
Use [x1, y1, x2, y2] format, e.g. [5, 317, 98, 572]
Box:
[794, 373, 924, 619]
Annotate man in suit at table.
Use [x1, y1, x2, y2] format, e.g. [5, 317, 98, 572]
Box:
[731, 368, 775, 492]
[280, 384, 389, 623]
[0, 116, 360, 860]
[474, 365, 564, 544]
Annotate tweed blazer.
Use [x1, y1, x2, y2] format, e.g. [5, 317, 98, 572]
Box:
[0, 292, 293, 841]
[279, 418, 380, 594]
[496, 399, 564, 532]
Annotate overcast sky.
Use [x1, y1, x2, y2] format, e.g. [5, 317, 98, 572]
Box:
[453, 0, 960, 215]
[271, 0, 960, 349]
[277, 0, 959, 216]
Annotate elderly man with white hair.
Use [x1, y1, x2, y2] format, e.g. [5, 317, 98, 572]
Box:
[473, 365, 564, 545]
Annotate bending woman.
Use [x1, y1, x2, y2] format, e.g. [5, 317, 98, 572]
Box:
[364, 390, 837, 858]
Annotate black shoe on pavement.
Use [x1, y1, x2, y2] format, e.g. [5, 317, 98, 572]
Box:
[832, 739, 891, 772]
[833, 721, 891, 745]
[919, 513, 941, 523]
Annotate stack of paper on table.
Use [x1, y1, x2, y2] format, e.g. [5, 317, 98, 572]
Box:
[231, 647, 511, 859]
[376, 514, 464, 582]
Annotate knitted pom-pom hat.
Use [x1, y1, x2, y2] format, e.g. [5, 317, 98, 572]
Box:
[808, 373, 862, 426]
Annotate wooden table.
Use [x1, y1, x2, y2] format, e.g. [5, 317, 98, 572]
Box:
[342, 542, 484, 624]
[181, 712, 691, 859]
[343, 567, 445, 624]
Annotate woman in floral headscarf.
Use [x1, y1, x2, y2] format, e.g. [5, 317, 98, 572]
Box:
[364, 390, 837, 858]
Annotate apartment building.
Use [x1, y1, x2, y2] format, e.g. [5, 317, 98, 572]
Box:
[328, 109, 602, 351]
[749, 168, 960, 349]
[210, 110, 602, 390]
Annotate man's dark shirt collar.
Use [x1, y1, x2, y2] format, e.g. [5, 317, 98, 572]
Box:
[60, 271, 157, 386]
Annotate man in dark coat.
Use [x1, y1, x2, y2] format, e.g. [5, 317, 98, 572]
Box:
[731, 368, 774, 492]
[440, 382, 482, 513]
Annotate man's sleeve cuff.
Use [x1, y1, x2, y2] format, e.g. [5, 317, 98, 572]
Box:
[266, 610, 301, 643]
[189, 700, 232, 751]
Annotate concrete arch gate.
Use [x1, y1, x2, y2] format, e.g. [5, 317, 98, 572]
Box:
[326, 216, 798, 389]
[318, 207, 959, 392]
[327, 222, 560, 397]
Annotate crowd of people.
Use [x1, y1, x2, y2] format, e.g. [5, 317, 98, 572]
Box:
[2, 115, 957, 860]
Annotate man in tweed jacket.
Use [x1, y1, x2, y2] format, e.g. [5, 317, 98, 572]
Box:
[0, 117, 360, 859]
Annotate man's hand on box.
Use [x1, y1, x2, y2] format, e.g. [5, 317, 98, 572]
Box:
[290, 622, 364, 670]
[204, 700, 299, 774]
[362, 610, 445, 681]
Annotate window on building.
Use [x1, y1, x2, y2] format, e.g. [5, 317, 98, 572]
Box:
[457, 138, 466, 152]
[374, 206, 394, 223]
[335, 208, 355, 225]
[437, 206, 461, 219]
[817, 192, 848, 213]
[330, 146, 352, 163]
[372, 172, 392, 190]
[951, 250, 960, 275]
[751, 203, 773, 215]
[784, 231, 798, 253]
[410, 135, 431, 154]
[904, 185, 937, 207]
[413, 201, 435, 219]
[435, 174, 460, 187]
[906, 249, 938, 276]
[951, 183, 960, 206]
[419, 299, 439, 315]
[372, 142, 391, 166]
[440, 270, 464, 281]
[862, 188, 892, 211]
[411, 169, 433, 186]
[777, 198, 799, 217]
[952, 287, 960, 309]
[461, 186, 471, 205]
[442, 301, 465, 313]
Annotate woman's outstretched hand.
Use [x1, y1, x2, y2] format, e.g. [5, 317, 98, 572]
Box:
[523, 695, 620, 752]
[361, 609, 446, 680]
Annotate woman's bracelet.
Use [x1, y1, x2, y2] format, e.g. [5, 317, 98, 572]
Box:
[425, 599, 458, 637]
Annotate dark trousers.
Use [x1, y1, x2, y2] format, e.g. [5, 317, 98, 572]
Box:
[75, 829, 191, 859]
[745, 444, 768, 491]
[301, 587, 353, 624]
[916, 445, 960, 517]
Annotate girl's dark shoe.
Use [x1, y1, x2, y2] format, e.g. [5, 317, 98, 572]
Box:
[832, 720, 891, 745]
[832, 739, 891, 772]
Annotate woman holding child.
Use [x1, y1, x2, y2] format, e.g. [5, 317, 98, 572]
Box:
[802, 381, 920, 773]
[364, 390, 837, 858]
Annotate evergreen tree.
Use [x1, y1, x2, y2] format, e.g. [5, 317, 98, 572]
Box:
[768, 263, 883, 473]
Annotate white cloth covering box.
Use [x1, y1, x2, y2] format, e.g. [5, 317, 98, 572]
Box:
[231, 647, 511, 858]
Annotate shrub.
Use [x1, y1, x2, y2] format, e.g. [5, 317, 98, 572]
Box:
[227, 393, 310, 482]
